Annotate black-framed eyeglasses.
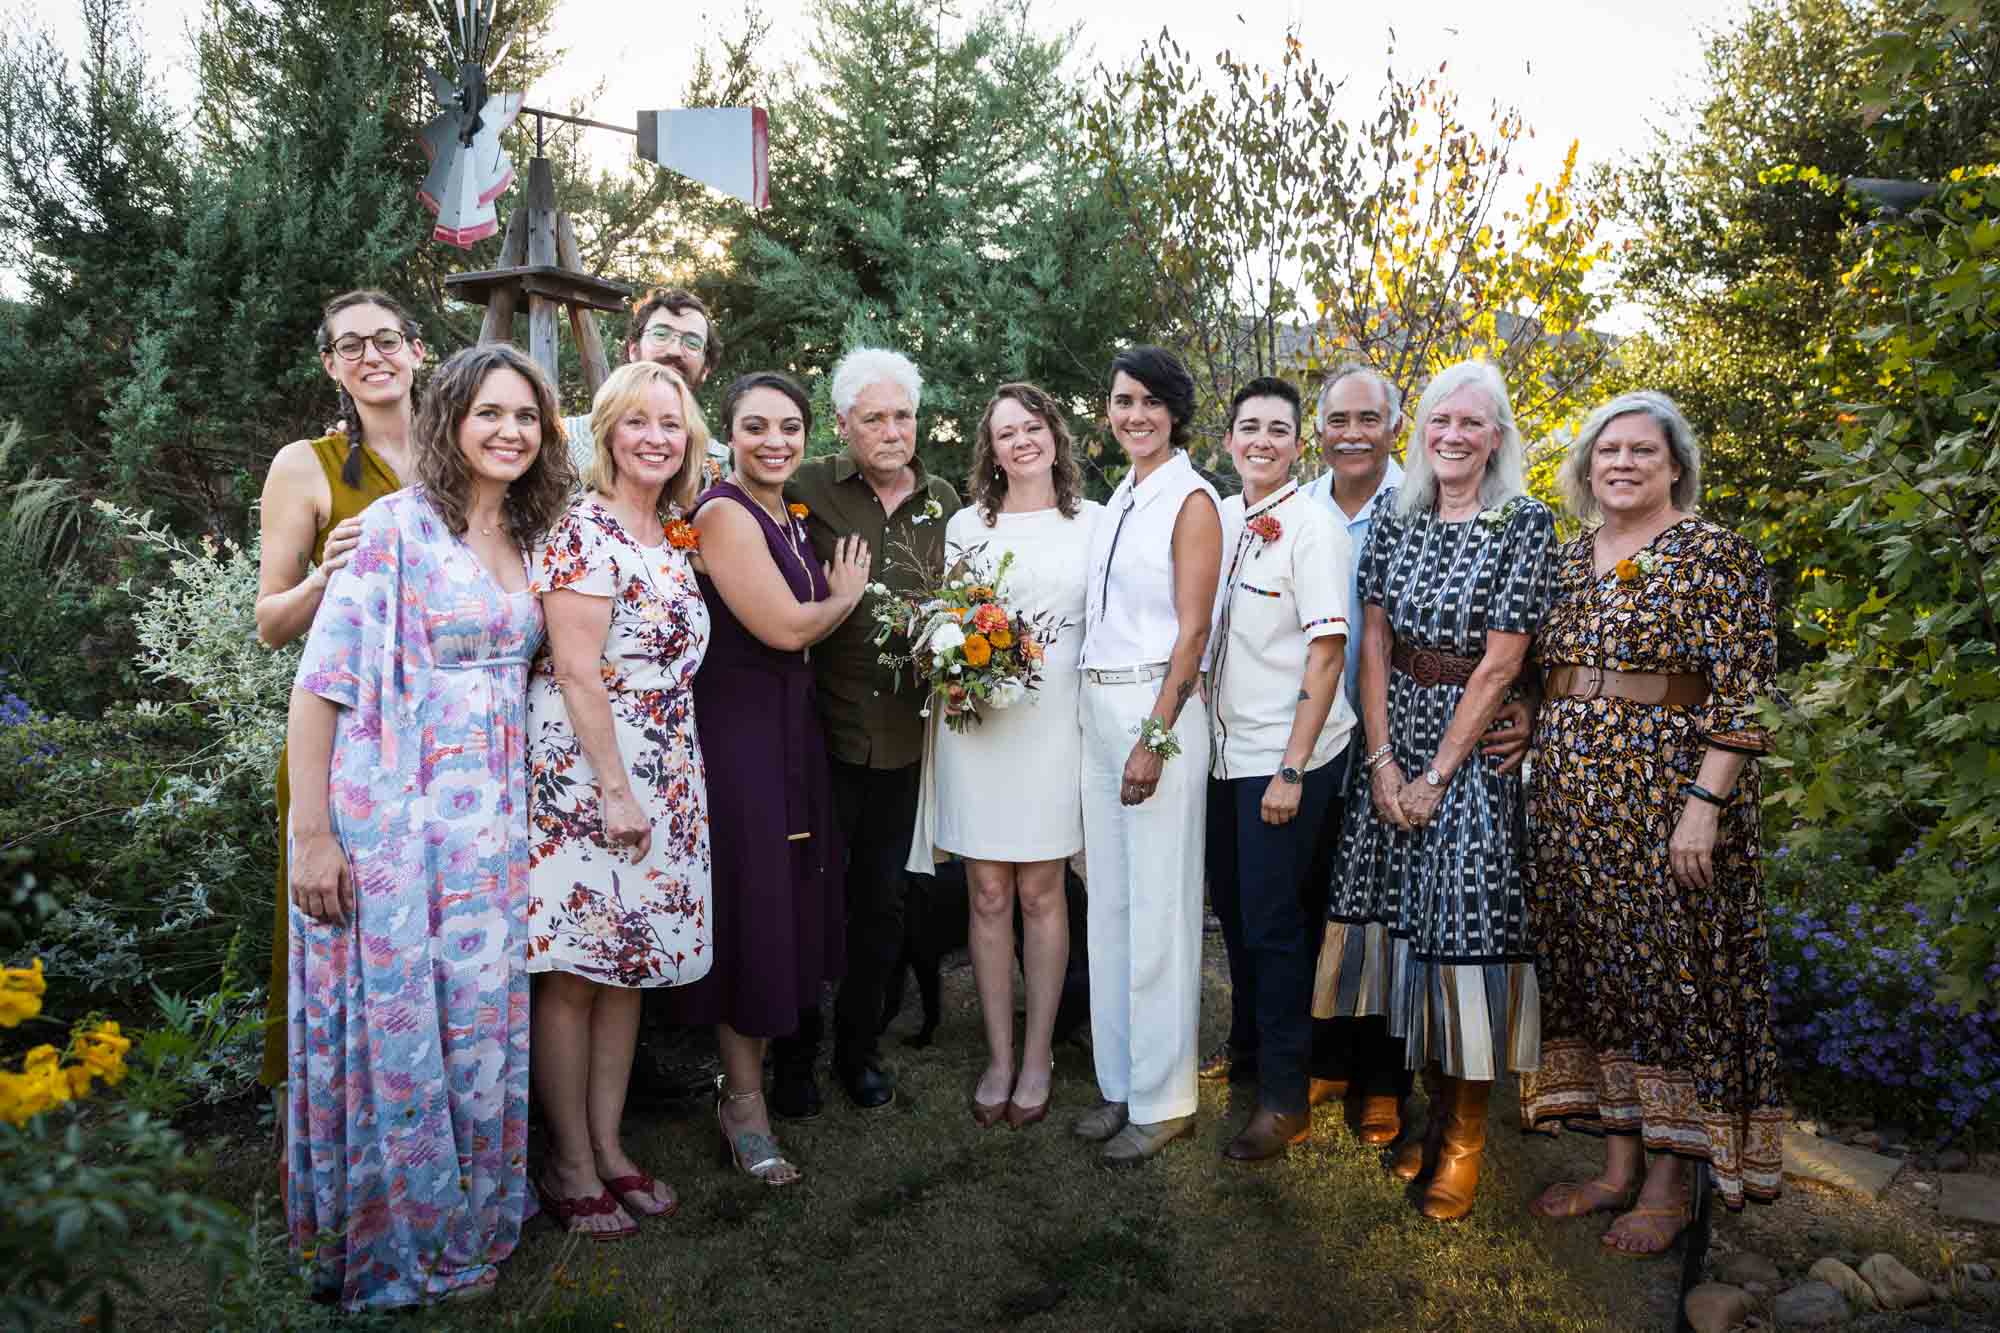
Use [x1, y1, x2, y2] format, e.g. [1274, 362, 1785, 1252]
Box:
[329, 329, 409, 361]
[641, 325, 707, 354]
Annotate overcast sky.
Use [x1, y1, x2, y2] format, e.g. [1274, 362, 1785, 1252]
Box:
[44, 0, 1751, 326]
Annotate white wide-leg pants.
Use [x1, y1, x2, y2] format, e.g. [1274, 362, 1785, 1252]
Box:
[1080, 676, 1208, 1124]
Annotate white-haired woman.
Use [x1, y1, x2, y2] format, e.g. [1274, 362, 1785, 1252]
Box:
[1317, 360, 1554, 1221]
[1520, 391, 1783, 1251]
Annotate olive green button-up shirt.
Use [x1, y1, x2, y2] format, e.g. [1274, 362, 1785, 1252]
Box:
[786, 453, 962, 770]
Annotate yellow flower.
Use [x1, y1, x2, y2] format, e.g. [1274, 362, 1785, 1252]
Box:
[0, 958, 46, 1028]
[64, 1064, 93, 1098]
[962, 633, 992, 667]
[1614, 558, 1640, 583]
[74, 1021, 132, 1086]
[0, 1045, 71, 1125]
[988, 627, 1014, 650]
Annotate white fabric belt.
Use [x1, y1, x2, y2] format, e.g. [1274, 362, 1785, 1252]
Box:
[1083, 663, 1170, 685]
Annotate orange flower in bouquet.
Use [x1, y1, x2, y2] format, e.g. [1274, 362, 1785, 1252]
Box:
[866, 539, 1070, 732]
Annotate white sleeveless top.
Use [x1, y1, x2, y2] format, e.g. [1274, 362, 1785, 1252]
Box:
[1080, 451, 1221, 670]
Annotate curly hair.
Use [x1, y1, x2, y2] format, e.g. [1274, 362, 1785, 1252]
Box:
[411, 345, 575, 545]
[316, 289, 423, 488]
[969, 382, 1083, 526]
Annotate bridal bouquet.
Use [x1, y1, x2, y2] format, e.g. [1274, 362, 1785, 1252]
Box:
[868, 542, 1063, 733]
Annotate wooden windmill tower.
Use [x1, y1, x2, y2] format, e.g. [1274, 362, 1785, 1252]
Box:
[418, 0, 769, 397]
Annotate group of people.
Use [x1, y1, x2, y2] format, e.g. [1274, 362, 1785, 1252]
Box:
[255, 285, 1785, 1312]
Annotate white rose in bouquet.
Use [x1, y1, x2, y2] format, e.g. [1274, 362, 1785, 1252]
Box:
[986, 676, 1027, 711]
[929, 620, 966, 667]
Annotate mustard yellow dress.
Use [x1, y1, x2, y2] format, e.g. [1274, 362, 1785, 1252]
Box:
[259, 434, 400, 1087]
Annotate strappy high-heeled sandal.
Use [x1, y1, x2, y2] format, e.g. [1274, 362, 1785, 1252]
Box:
[715, 1075, 801, 1187]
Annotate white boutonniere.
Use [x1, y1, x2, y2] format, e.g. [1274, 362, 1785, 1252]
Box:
[913, 497, 944, 525]
[1476, 496, 1528, 526]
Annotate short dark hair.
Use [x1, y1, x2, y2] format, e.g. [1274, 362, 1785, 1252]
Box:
[626, 287, 721, 375]
[1107, 345, 1197, 447]
[721, 370, 813, 443]
[1228, 376, 1301, 433]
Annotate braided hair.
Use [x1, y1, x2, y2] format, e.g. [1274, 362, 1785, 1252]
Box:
[316, 289, 423, 488]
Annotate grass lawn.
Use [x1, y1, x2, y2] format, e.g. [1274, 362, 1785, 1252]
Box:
[138, 919, 1690, 1331]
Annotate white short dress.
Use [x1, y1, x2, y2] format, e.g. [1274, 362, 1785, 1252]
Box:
[929, 501, 1101, 862]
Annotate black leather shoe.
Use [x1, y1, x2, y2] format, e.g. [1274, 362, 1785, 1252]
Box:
[836, 1061, 896, 1111]
[770, 1066, 823, 1121]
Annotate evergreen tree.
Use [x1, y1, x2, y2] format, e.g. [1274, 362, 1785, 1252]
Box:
[707, 0, 1148, 487]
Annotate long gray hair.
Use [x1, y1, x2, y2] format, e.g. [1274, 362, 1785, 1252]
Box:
[1395, 360, 1526, 518]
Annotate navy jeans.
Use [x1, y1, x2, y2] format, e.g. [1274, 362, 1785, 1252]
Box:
[1205, 761, 1341, 1115]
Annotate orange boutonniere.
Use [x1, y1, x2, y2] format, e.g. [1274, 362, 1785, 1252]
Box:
[788, 503, 810, 521]
[1614, 558, 1639, 582]
[1247, 513, 1282, 543]
[666, 519, 700, 551]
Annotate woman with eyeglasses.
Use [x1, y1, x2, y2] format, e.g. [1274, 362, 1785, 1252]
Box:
[252, 289, 425, 1100]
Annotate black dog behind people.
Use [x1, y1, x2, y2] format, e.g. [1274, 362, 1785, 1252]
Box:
[881, 859, 1091, 1048]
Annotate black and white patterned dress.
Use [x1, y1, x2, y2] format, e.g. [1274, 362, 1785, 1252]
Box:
[1313, 489, 1555, 1080]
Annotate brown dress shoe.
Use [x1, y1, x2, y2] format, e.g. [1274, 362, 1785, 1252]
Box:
[1355, 1093, 1403, 1145]
[1224, 1108, 1311, 1162]
[1390, 1067, 1445, 1181]
[1419, 1076, 1492, 1222]
[1307, 1077, 1348, 1108]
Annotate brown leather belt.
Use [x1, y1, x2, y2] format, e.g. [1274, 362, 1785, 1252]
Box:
[1543, 664, 1709, 708]
[1391, 637, 1479, 687]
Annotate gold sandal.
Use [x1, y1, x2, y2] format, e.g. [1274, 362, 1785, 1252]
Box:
[1600, 1197, 1691, 1257]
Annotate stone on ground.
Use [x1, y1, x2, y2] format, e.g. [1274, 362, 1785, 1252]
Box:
[1716, 1251, 1782, 1286]
[1857, 1253, 1931, 1310]
[1782, 1128, 1901, 1200]
[1806, 1258, 1878, 1311]
[1684, 1282, 1754, 1333]
[1773, 1280, 1850, 1327]
[1941, 1173, 2000, 1225]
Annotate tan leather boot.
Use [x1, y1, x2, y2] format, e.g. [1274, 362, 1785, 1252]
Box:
[1389, 1066, 1445, 1181]
[1419, 1076, 1492, 1221]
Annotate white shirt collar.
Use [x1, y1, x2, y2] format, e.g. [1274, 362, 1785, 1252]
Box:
[1307, 457, 1404, 525]
[1114, 450, 1193, 513]
[1244, 478, 1301, 519]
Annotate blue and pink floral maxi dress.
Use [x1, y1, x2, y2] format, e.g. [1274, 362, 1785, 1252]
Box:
[286, 487, 542, 1310]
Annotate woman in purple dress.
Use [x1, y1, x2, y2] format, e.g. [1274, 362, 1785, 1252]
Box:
[664, 371, 871, 1185]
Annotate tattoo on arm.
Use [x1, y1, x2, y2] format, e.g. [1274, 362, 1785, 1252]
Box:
[297, 551, 310, 573]
[1175, 679, 1195, 707]
[1298, 690, 1310, 701]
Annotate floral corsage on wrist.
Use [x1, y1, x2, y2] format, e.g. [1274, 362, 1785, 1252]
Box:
[1136, 715, 1182, 760]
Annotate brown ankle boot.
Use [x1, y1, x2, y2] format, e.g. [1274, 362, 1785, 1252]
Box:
[1389, 1066, 1444, 1181]
[1419, 1076, 1492, 1221]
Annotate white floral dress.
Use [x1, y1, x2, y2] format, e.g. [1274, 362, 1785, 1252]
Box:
[526, 496, 712, 987]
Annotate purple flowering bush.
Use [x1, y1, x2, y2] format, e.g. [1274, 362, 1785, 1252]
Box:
[1765, 836, 2000, 1142]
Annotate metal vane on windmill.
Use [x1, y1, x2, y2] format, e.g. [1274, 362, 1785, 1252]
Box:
[638, 108, 771, 210]
[417, 0, 522, 248]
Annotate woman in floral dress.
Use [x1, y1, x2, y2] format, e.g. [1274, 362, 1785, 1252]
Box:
[1522, 390, 1784, 1252]
[285, 344, 573, 1309]
[526, 361, 712, 1237]
[1317, 360, 1554, 1222]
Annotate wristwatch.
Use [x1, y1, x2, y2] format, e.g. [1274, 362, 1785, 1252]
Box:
[1278, 765, 1303, 785]
[1424, 767, 1446, 787]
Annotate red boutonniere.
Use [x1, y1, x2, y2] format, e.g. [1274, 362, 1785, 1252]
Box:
[1247, 513, 1282, 544]
[665, 519, 700, 551]
[788, 503, 810, 521]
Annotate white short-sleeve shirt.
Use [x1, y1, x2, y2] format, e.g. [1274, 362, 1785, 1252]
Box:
[1208, 479, 1356, 779]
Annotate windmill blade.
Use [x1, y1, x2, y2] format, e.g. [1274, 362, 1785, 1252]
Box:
[417, 70, 522, 248]
[637, 107, 770, 209]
